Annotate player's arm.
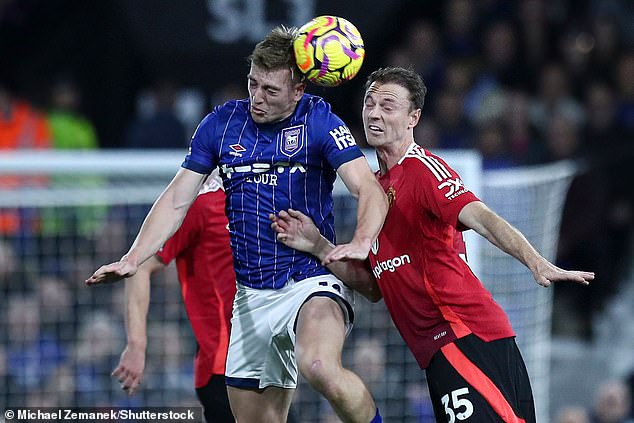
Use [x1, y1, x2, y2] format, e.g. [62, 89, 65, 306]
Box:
[112, 256, 166, 395]
[458, 201, 595, 287]
[329, 156, 388, 264]
[270, 209, 381, 302]
[86, 168, 206, 285]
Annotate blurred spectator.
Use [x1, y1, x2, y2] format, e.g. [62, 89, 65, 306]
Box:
[401, 20, 446, 93]
[530, 62, 585, 136]
[434, 88, 472, 149]
[0, 84, 51, 237]
[5, 294, 67, 399]
[558, 26, 594, 95]
[516, 0, 555, 76]
[543, 113, 583, 162]
[503, 90, 540, 164]
[0, 84, 51, 150]
[74, 310, 122, 406]
[42, 363, 76, 406]
[405, 381, 435, 422]
[351, 337, 386, 396]
[143, 322, 193, 402]
[582, 80, 621, 156]
[475, 121, 515, 169]
[46, 75, 98, 150]
[480, 20, 525, 88]
[591, 379, 634, 423]
[41, 75, 106, 260]
[174, 88, 206, 141]
[556, 405, 591, 423]
[588, 14, 625, 83]
[442, 0, 479, 59]
[37, 276, 74, 335]
[124, 79, 187, 149]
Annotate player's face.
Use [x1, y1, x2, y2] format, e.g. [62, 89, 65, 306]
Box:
[247, 64, 305, 124]
[362, 82, 420, 149]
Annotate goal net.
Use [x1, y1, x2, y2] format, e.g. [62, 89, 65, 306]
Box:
[0, 150, 575, 421]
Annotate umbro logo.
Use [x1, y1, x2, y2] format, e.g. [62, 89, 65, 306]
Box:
[229, 144, 246, 157]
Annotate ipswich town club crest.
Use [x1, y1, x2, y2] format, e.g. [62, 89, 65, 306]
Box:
[280, 125, 305, 157]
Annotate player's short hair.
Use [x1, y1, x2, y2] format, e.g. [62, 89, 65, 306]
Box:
[249, 26, 305, 84]
[364, 67, 427, 111]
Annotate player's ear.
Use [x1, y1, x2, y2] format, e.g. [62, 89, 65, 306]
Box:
[293, 82, 306, 101]
[408, 108, 421, 129]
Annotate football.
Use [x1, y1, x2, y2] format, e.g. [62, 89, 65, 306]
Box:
[293, 16, 365, 87]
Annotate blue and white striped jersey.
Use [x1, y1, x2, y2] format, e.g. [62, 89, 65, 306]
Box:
[182, 93, 363, 289]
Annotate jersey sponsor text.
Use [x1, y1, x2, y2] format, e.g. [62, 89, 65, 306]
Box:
[372, 254, 411, 279]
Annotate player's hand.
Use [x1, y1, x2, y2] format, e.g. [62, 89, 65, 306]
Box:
[269, 209, 323, 255]
[531, 258, 594, 288]
[112, 345, 146, 396]
[85, 258, 138, 286]
[323, 238, 372, 265]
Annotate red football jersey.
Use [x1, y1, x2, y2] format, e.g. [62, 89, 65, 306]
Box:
[369, 144, 514, 369]
[156, 184, 236, 388]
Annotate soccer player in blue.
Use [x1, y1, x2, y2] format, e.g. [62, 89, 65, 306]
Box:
[86, 26, 388, 423]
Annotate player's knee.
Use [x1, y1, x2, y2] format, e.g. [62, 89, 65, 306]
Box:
[299, 358, 343, 398]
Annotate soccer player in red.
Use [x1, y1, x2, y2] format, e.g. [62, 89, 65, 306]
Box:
[111, 173, 235, 422]
[270, 67, 595, 422]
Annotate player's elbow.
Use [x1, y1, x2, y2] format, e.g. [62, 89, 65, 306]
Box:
[366, 289, 383, 303]
[360, 281, 383, 302]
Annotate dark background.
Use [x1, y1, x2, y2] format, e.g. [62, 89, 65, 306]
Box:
[0, 0, 423, 147]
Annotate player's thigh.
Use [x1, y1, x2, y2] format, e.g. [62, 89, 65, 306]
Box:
[195, 375, 233, 423]
[227, 385, 294, 423]
[295, 295, 347, 365]
[426, 335, 535, 423]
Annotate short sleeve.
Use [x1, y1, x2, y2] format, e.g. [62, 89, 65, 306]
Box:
[181, 111, 219, 174]
[411, 153, 480, 230]
[315, 107, 363, 169]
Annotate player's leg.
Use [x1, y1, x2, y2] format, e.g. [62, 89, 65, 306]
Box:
[227, 385, 294, 423]
[195, 374, 234, 423]
[224, 283, 298, 422]
[296, 295, 378, 423]
[426, 334, 535, 423]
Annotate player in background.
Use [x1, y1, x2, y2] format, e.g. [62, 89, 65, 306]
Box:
[86, 26, 388, 423]
[270, 66, 594, 422]
[109, 172, 235, 422]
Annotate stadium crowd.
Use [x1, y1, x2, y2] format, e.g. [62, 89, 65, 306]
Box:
[1, 0, 633, 420]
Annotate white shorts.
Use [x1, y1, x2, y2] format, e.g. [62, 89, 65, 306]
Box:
[225, 274, 355, 389]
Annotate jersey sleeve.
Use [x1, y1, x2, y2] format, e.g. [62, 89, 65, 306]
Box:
[181, 110, 220, 174]
[156, 195, 204, 264]
[411, 153, 480, 230]
[316, 105, 363, 169]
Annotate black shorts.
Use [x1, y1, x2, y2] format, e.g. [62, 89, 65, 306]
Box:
[426, 334, 535, 423]
[195, 374, 233, 423]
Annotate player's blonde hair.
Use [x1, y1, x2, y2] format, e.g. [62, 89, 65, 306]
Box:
[249, 26, 305, 84]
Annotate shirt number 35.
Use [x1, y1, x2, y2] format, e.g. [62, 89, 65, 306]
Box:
[441, 387, 474, 422]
